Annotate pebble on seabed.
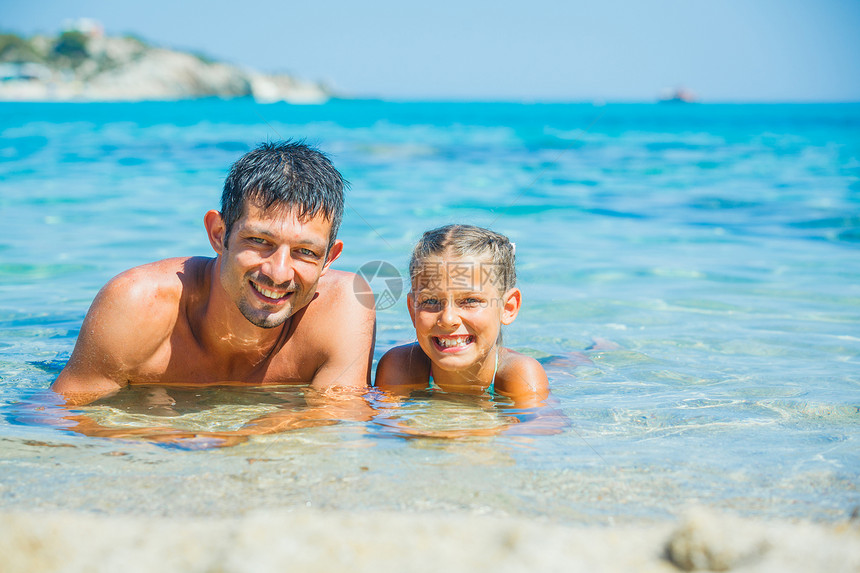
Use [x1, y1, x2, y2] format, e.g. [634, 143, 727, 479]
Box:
[665, 509, 770, 571]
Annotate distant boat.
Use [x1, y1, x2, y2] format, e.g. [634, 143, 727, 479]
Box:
[659, 87, 698, 103]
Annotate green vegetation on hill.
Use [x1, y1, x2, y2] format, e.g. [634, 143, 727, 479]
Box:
[0, 33, 42, 63]
[52, 30, 90, 66]
[0, 30, 330, 103]
[0, 31, 141, 71]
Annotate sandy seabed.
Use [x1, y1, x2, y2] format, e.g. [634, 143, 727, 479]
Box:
[2, 508, 858, 573]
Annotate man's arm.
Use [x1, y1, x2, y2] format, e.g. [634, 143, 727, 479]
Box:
[307, 271, 376, 391]
[232, 272, 377, 433]
[52, 265, 177, 405]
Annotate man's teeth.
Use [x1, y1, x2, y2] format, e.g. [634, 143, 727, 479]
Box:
[253, 283, 289, 299]
[435, 336, 473, 348]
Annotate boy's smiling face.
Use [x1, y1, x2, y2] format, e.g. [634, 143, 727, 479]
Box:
[408, 255, 519, 377]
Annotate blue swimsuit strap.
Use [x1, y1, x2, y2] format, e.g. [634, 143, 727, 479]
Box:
[487, 349, 499, 393]
[429, 350, 499, 393]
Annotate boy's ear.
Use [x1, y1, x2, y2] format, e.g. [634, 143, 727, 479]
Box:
[407, 293, 416, 326]
[204, 210, 227, 254]
[321, 240, 343, 275]
[501, 288, 522, 325]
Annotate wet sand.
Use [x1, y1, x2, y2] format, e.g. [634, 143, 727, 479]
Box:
[2, 422, 858, 572]
[2, 508, 859, 573]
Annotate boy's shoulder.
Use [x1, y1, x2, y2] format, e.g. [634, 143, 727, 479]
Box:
[495, 348, 549, 400]
[375, 343, 431, 392]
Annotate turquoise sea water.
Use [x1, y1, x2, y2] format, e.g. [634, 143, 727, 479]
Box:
[0, 100, 858, 522]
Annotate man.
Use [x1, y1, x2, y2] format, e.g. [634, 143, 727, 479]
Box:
[53, 141, 375, 407]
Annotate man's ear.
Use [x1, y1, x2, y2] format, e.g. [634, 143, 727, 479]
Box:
[204, 210, 227, 254]
[501, 287, 522, 325]
[407, 293, 416, 327]
[321, 240, 344, 275]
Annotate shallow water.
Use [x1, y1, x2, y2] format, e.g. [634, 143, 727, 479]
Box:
[0, 100, 858, 524]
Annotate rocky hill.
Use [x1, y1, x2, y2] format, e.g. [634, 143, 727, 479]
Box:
[0, 30, 331, 103]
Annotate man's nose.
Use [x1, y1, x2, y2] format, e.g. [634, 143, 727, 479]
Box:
[261, 247, 295, 285]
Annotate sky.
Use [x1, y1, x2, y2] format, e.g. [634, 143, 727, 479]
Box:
[4, 0, 860, 102]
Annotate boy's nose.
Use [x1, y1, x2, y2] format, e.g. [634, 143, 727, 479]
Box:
[437, 301, 460, 328]
[261, 248, 295, 285]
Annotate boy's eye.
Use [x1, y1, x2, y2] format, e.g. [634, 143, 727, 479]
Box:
[418, 297, 440, 308]
[460, 297, 483, 307]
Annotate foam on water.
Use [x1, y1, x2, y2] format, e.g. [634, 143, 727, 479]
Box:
[0, 100, 858, 524]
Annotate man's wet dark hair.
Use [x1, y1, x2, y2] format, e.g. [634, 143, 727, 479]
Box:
[221, 140, 346, 249]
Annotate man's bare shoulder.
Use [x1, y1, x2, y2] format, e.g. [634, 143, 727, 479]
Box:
[298, 269, 375, 345]
[53, 257, 213, 402]
[315, 269, 361, 299]
[116, 256, 209, 284]
[288, 269, 376, 389]
[305, 270, 373, 322]
[102, 257, 206, 312]
[88, 258, 209, 347]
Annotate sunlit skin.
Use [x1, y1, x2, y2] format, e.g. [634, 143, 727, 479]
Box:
[50, 201, 375, 446]
[375, 254, 550, 408]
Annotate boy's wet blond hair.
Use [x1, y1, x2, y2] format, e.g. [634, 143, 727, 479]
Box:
[409, 224, 517, 293]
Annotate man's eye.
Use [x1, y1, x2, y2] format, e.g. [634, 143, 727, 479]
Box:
[298, 248, 318, 257]
[248, 237, 267, 245]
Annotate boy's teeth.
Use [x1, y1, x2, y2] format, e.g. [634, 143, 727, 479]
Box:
[436, 336, 472, 348]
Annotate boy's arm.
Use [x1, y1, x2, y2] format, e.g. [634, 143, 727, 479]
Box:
[374, 343, 431, 394]
[495, 353, 570, 435]
[52, 267, 175, 405]
[496, 353, 551, 407]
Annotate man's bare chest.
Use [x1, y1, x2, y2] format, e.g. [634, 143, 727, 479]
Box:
[128, 322, 320, 387]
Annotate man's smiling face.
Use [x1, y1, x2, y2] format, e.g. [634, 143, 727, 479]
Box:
[218, 202, 338, 329]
